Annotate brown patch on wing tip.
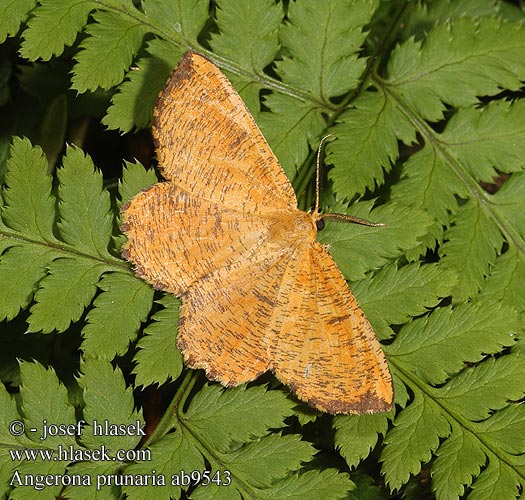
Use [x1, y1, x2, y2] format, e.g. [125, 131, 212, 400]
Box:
[286, 377, 393, 415]
[120, 222, 130, 233]
[317, 391, 393, 415]
[152, 51, 198, 140]
[121, 200, 131, 213]
[177, 50, 199, 76]
[352, 392, 393, 414]
[121, 247, 130, 260]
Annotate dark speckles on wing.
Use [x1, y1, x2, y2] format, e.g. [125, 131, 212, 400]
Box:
[252, 290, 275, 307]
[327, 314, 351, 325]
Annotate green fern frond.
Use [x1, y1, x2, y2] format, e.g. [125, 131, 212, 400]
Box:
[0, 359, 143, 497]
[3, 137, 56, 241]
[0, 138, 144, 349]
[440, 200, 504, 302]
[387, 18, 525, 120]
[78, 358, 143, 450]
[334, 411, 390, 469]
[82, 272, 154, 357]
[259, 95, 326, 179]
[72, 10, 148, 92]
[381, 390, 451, 491]
[143, 0, 209, 45]
[210, 0, 282, 71]
[0, 0, 36, 44]
[19, 361, 77, 446]
[132, 295, 183, 388]
[57, 146, 113, 258]
[276, 0, 376, 100]
[351, 262, 457, 338]
[318, 200, 433, 281]
[440, 100, 525, 181]
[482, 247, 525, 308]
[121, 383, 353, 500]
[388, 300, 519, 385]
[330, 17, 525, 201]
[27, 258, 106, 333]
[19, 0, 96, 61]
[261, 0, 377, 176]
[102, 39, 182, 132]
[327, 90, 417, 198]
[378, 302, 523, 496]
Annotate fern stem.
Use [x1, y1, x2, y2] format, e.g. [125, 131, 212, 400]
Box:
[142, 370, 197, 447]
[0, 228, 126, 269]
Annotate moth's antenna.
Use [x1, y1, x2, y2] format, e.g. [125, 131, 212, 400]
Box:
[321, 212, 386, 227]
[314, 135, 386, 228]
[315, 134, 334, 214]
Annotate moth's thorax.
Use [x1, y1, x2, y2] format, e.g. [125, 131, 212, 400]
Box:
[266, 210, 317, 248]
